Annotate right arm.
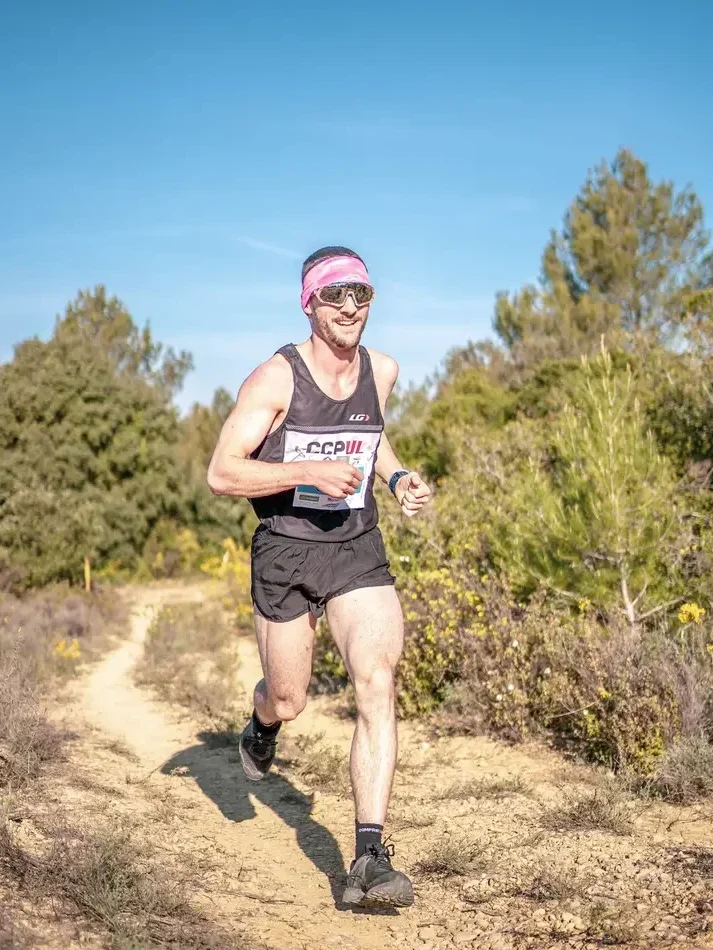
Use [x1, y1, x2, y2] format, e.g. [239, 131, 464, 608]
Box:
[206, 357, 363, 500]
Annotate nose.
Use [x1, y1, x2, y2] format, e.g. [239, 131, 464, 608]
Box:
[340, 294, 358, 316]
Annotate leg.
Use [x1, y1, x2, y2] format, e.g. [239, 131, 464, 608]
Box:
[325, 585, 403, 825]
[239, 608, 316, 782]
[328, 584, 413, 907]
[253, 607, 316, 723]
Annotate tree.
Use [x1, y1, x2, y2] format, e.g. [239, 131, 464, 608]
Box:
[493, 149, 710, 368]
[0, 290, 189, 587]
[177, 387, 255, 552]
[491, 347, 678, 623]
[55, 285, 193, 397]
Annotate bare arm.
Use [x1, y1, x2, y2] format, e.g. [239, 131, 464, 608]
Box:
[207, 358, 302, 498]
[207, 357, 363, 500]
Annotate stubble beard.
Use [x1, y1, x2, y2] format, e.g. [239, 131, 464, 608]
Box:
[315, 312, 369, 351]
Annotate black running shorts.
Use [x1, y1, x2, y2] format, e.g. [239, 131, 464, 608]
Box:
[250, 525, 395, 623]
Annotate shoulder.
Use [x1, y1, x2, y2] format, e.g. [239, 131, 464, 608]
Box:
[238, 352, 293, 408]
[366, 348, 399, 389]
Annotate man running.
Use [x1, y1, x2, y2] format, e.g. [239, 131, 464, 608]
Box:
[207, 246, 431, 908]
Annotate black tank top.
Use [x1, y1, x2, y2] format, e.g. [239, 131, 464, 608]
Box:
[250, 344, 384, 542]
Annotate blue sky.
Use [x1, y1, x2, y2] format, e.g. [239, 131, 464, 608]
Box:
[2, 0, 712, 412]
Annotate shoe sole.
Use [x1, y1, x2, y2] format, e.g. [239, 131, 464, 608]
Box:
[343, 883, 414, 909]
[239, 740, 267, 782]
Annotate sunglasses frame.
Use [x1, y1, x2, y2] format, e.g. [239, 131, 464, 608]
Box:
[312, 282, 375, 308]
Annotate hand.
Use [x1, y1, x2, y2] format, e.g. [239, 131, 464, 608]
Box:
[303, 460, 364, 499]
[395, 471, 431, 517]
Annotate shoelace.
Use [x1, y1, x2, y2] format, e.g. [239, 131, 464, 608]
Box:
[367, 842, 396, 867]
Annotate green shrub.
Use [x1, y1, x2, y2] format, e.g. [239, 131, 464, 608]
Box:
[399, 567, 713, 775]
[310, 618, 348, 695]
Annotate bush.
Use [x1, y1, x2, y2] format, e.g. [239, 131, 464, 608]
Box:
[644, 737, 713, 804]
[398, 567, 713, 776]
[397, 567, 487, 717]
[199, 538, 253, 627]
[0, 589, 124, 790]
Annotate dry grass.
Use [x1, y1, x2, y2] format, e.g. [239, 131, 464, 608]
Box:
[541, 785, 636, 836]
[282, 732, 349, 794]
[0, 589, 123, 793]
[642, 737, 713, 804]
[440, 774, 531, 801]
[668, 845, 713, 880]
[412, 833, 491, 878]
[135, 602, 243, 726]
[102, 738, 140, 764]
[0, 817, 242, 949]
[515, 863, 591, 902]
[0, 677, 68, 790]
[586, 901, 643, 945]
[0, 591, 246, 949]
[69, 772, 126, 799]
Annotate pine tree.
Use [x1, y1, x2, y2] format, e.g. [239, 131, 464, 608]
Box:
[494, 149, 709, 368]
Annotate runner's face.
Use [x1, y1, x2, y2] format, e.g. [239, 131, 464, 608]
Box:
[309, 288, 370, 350]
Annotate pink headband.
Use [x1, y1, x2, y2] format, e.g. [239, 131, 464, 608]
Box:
[301, 255, 372, 314]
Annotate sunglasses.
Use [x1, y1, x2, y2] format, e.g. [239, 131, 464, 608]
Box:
[313, 282, 375, 307]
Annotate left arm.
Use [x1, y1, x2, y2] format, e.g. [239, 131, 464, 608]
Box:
[369, 350, 432, 518]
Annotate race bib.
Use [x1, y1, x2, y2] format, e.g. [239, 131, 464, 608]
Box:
[283, 428, 381, 511]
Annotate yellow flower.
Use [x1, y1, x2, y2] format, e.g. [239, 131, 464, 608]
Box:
[678, 602, 706, 625]
[54, 637, 81, 661]
[578, 598, 591, 613]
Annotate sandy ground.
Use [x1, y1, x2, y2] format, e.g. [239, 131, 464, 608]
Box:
[9, 585, 713, 949]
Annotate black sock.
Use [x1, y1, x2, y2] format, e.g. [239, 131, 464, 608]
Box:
[355, 822, 383, 859]
[252, 709, 281, 738]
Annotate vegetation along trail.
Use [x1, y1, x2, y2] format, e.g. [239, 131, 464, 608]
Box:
[60, 585, 713, 949]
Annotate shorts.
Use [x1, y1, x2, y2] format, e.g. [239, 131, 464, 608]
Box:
[250, 525, 395, 623]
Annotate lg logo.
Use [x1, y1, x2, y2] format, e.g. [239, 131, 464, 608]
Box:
[348, 413, 370, 422]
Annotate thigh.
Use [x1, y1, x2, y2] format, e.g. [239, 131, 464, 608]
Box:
[325, 585, 403, 682]
[253, 607, 316, 697]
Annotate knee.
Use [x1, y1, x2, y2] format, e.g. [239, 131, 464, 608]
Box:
[271, 690, 308, 722]
[353, 662, 395, 711]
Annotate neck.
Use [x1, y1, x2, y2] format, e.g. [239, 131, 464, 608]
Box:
[307, 333, 359, 377]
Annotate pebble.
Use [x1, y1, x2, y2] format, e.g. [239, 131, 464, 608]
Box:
[419, 926, 440, 941]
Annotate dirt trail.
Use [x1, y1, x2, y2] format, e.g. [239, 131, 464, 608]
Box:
[66, 587, 713, 949]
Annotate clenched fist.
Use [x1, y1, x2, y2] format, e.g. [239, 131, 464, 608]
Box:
[303, 460, 364, 499]
[395, 471, 431, 517]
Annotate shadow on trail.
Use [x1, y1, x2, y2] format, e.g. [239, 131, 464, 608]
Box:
[161, 730, 396, 916]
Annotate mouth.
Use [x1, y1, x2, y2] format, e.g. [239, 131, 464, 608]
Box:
[336, 318, 359, 327]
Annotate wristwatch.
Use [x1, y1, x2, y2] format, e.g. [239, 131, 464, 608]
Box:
[388, 470, 409, 495]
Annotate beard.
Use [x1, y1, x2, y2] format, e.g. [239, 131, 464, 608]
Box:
[313, 311, 369, 350]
